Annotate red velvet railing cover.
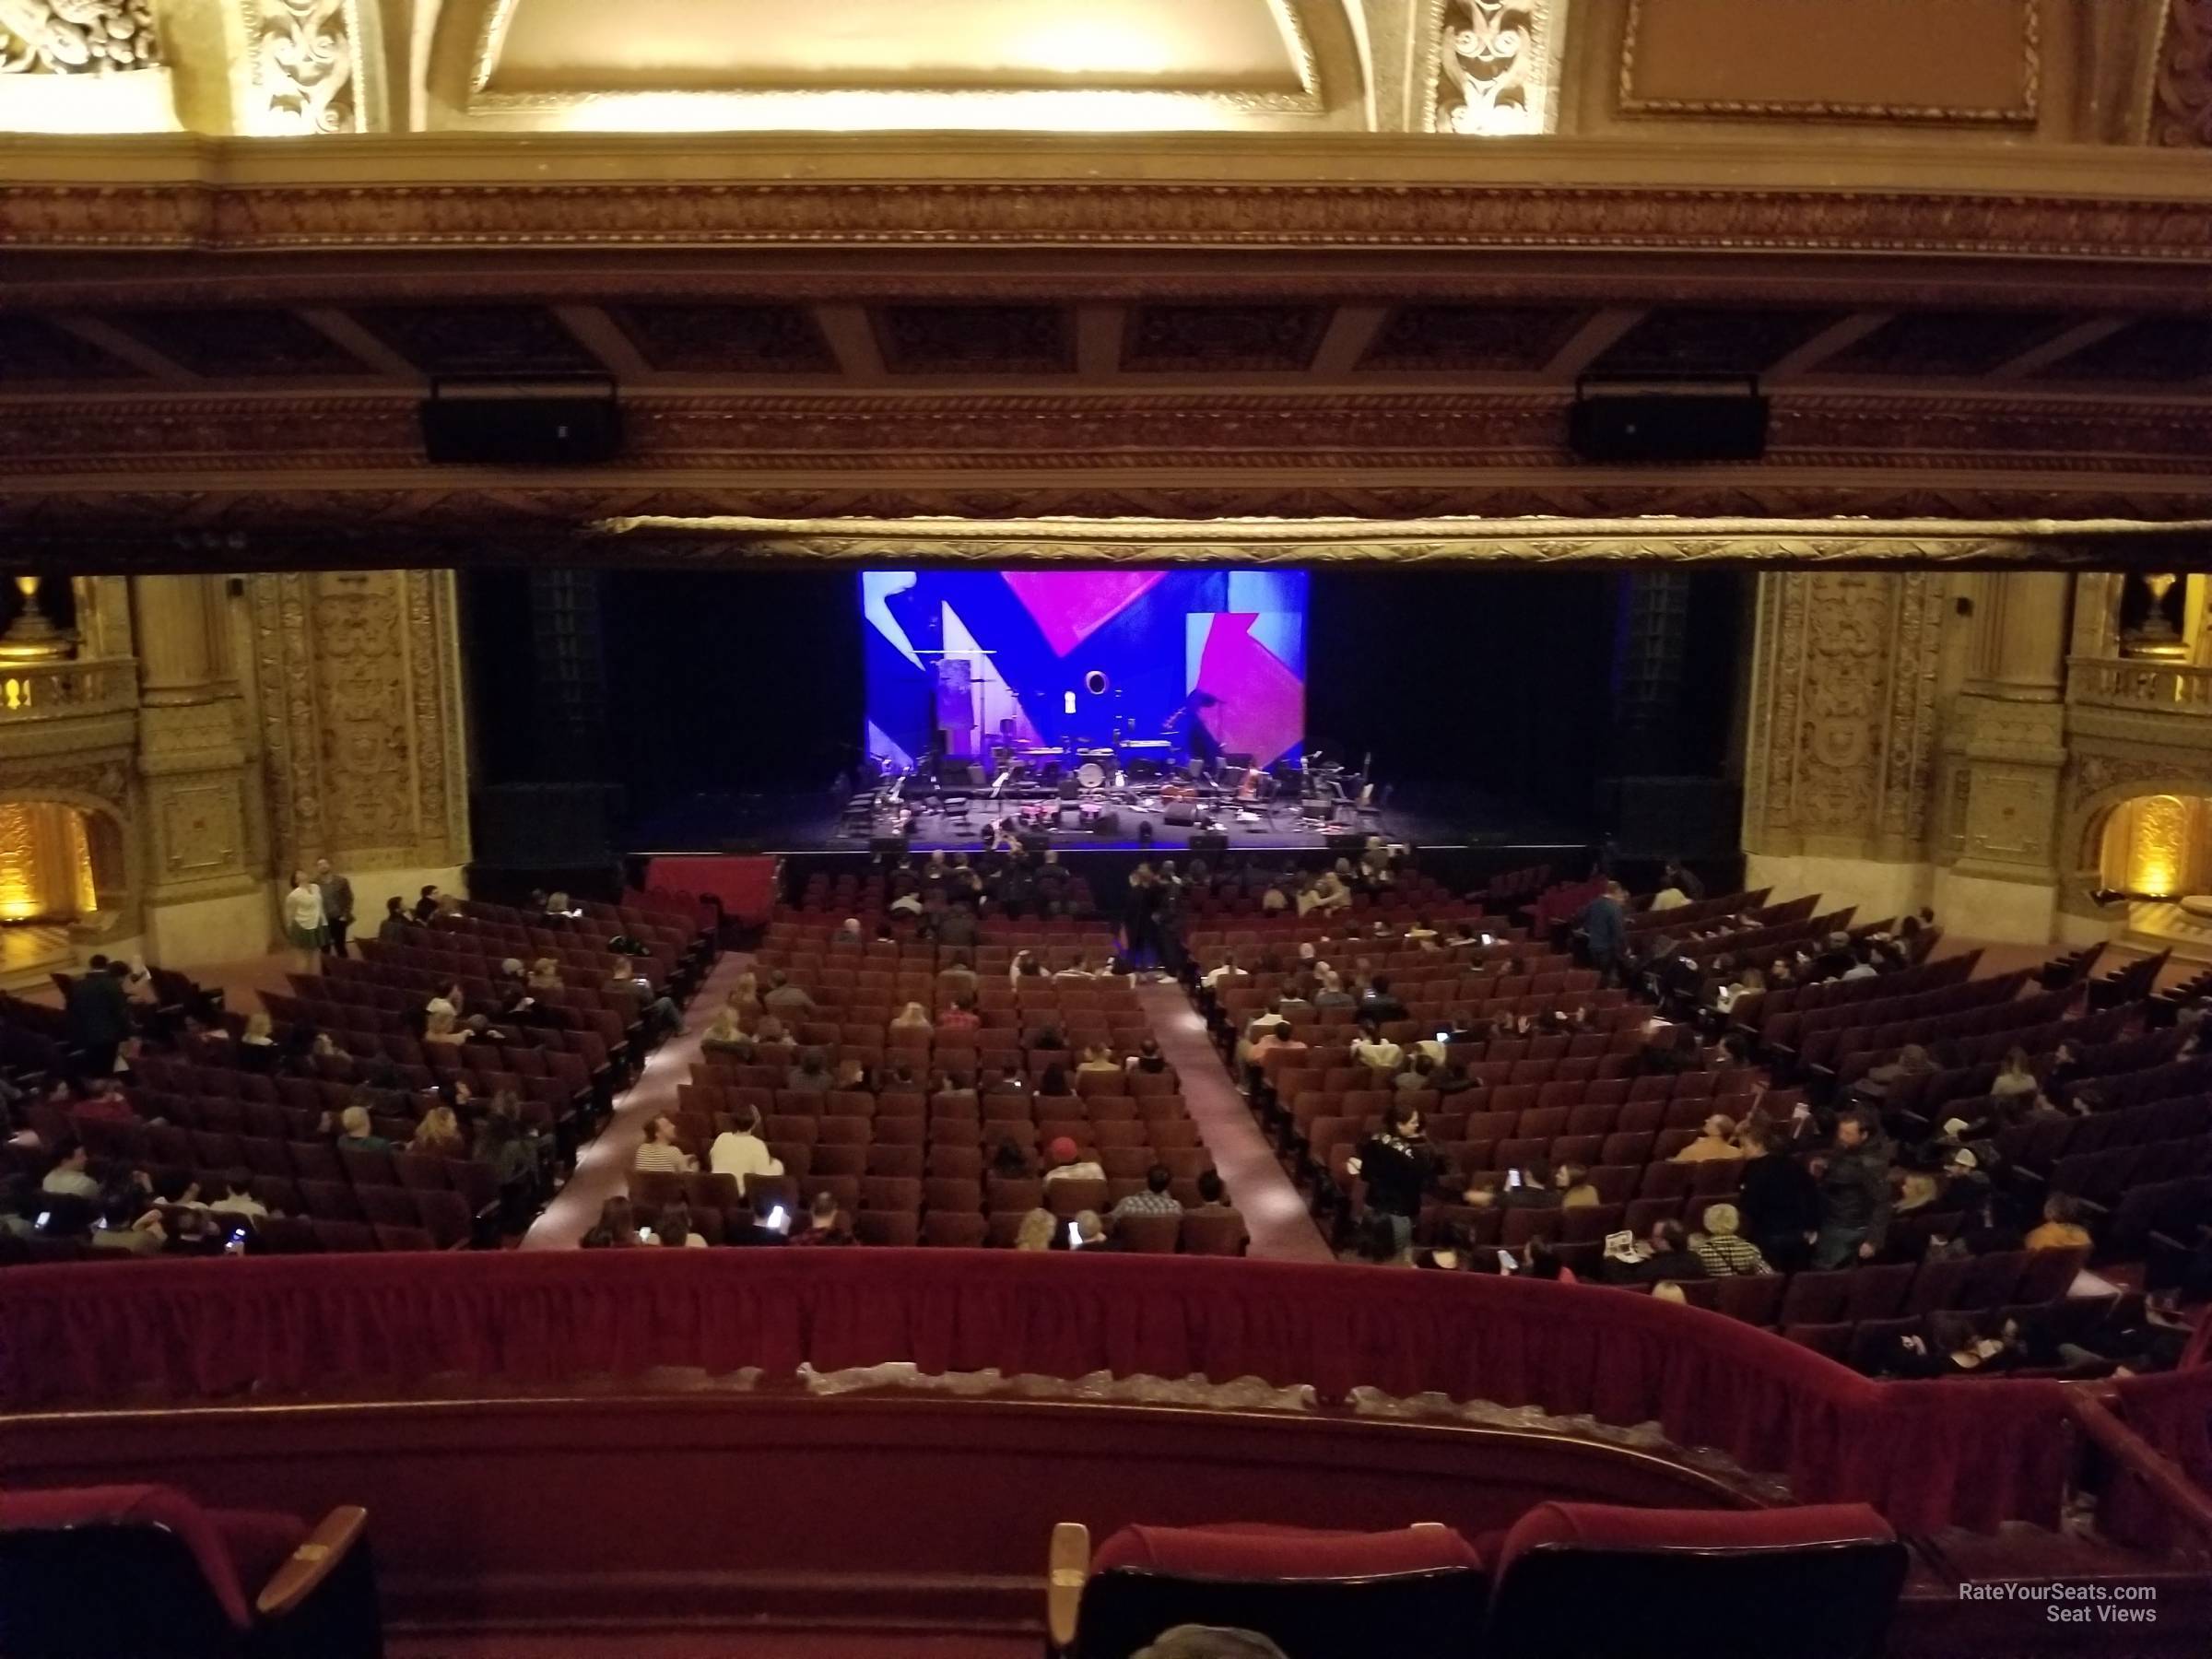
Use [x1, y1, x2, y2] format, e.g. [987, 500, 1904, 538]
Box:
[2106, 1362, 2212, 1544]
[0, 1251, 2070, 1534]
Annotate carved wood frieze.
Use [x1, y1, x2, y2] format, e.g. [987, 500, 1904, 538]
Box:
[2152, 0, 2212, 147]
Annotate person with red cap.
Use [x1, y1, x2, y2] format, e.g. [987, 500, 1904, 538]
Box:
[1041, 1135, 1104, 1184]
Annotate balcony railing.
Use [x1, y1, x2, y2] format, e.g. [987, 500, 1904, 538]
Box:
[2068, 656, 2212, 717]
[0, 658, 137, 720]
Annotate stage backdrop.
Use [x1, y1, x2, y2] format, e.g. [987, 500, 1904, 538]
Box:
[862, 570, 1308, 772]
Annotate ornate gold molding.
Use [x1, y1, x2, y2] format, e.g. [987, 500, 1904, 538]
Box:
[2152, 0, 2212, 147]
[0, 0, 160, 72]
[6, 166, 2212, 258]
[1426, 0, 1559, 135]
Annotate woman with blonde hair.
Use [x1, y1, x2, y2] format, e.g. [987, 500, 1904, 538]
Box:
[726, 971, 760, 1016]
[410, 1103, 465, 1158]
[281, 869, 324, 972]
[1014, 1207, 1058, 1252]
[526, 957, 563, 990]
[890, 1000, 933, 1031]
[700, 1008, 750, 1055]
[424, 1008, 466, 1046]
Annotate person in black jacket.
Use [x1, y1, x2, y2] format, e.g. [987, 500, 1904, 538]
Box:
[1347, 1099, 1437, 1254]
[1735, 1119, 1821, 1272]
[1811, 1110, 1894, 1268]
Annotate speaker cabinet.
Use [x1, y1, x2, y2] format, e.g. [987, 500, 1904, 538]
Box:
[1163, 802, 1198, 827]
[1089, 812, 1122, 837]
[1189, 832, 1230, 856]
[868, 836, 912, 858]
[1569, 386, 1768, 464]
[422, 391, 623, 466]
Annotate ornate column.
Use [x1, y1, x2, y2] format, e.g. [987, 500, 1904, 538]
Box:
[1741, 569, 1947, 924]
[129, 573, 267, 961]
[1935, 572, 2071, 943]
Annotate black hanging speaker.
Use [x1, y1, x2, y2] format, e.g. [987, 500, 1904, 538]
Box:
[421, 379, 623, 465]
[1570, 377, 1767, 464]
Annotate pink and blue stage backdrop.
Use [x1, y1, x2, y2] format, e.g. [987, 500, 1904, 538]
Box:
[862, 570, 1308, 771]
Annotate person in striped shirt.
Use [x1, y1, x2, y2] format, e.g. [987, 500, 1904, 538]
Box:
[1688, 1204, 1772, 1277]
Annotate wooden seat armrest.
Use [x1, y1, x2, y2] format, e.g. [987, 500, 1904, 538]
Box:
[254, 1504, 369, 1619]
[1047, 1520, 1090, 1654]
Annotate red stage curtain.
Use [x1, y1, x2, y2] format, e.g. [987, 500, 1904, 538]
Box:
[0, 1252, 2070, 1534]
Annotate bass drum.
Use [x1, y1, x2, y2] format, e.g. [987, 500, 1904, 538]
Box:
[1075, 761, 1107, 790]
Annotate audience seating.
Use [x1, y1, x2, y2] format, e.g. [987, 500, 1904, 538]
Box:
[0, 1484, 382, 1659]
[1049, 1518, 1487, 1659]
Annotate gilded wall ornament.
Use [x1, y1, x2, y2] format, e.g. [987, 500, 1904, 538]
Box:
[0, 0, 159, 74]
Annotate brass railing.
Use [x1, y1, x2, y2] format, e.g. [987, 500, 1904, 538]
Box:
[0, 658, 137, 720]
[2068, 655, 2212, 716]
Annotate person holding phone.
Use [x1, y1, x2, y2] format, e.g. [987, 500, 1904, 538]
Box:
[1346, 1099, 1437, 1255]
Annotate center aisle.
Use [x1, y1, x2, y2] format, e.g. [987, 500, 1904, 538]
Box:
[523, 952, 750, 1250]
[1134, 981, 1335, 1263]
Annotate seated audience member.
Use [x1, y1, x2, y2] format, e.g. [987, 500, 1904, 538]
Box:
[1859, 1041, 1936, 1100]
[1077, 1042, 1121, 1075]
[633, 1114, 698, 1174]
[655, 1204, 708, 1248]
[793, 1190, 854, 1246]
[1348, 1019, 1403, 1074]
[1599, 1220, 1707, 1287]
[1014, 1207, 1058, 1252]
[40, 1141, 101, 1201]
[1189, 1170, 1235, 1214]
[762, 971, 815, 1013]
[413, 884, 442, 924]
[936, 996, 982, 1033]
[1551, 1161, 1599, 1208]
[1359, 975, 1408, 1023]
[700, 1009, 752, 1056]
[335, 1103, 391, 1153]
[1010, 949, 1045, 983]
[90, 1189, 168, 1255]
[937, 952, 979, 999]
[424, 1009, 468, 1047]
[526, 957, 564, 991]
[709, 1105, 785, 1193]
[1688, 1204, 1771, 1276]
[1878, 1312, 2021, 1379]
[832, 1055, 875, 1093]
[1068, 1209, 1116, 1252]
[1110, 1164, 1183, 1223]
[890, 1001, 933, 1032]
[206, 1176, 270, 1220]
[786, 1048, 834, 1094]
[1041, 1135, 1106, 1184]
[1989, 1046, 2041, 1105]
[1054, 954, 1096, 982]
[724, 972, 761, 1018]
[1518, 1238, 1575, 1282]
[990, 1137, 1033, 1180]
[581, 1196, 641, 1248]
[1126, 1039, 1169, 1076]
[377, 895, 414, 942]
[2025, 1194, 2093, 1253]
[1672, 1113, 1744, 1163]
[410, 1104, 465, 1159]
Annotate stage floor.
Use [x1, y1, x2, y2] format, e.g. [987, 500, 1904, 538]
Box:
[625, 784, 1593, 858]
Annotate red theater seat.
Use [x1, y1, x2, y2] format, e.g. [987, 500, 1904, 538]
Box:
[1482, 1501, 1906, 1659]
[0, 1484, 381, 1659]
[1053, 1519, 1486, 1659]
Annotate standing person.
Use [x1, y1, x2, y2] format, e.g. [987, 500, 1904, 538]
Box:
[64, 955, 134, 1081]
[313, 856, 355, 959]
[1736, 1119, 1820, 1271]
[1811, 1110, 1892, 1268]
[281, 870, 325, 973]
[1346, 1099, 1437, 1254]
[1580, 881, 1627, 987]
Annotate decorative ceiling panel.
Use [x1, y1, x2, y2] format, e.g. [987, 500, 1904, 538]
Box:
[1358, 304, 1593, 372]
[2033, 317, 2212, 383]
[349, 306, 600, 376]
[0, 315, 139, 382]
[1589, 309, 1844, 377]
[1818, 310, 2078, 376]
[104, 309, 369, 379]
[608, 303, 836, 374]
[874, 305, 1075, 375]
[1122, 304, 1332, 372]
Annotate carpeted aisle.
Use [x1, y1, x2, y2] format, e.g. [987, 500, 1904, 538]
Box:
[523, 952, 752, 1249]
[1134, 981, 1333, 1263]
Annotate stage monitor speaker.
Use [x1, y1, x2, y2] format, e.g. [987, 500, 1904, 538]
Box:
[1089, 812, 1122, 837]
[1327, 832, 1368, 858]
[1163, 802, 1198, 827]
[1569, 380, 1767, 464]
[869, 836, 911, 857]
[1019, 831, 1053, 853]
[1189, 831, 1230, 856]
[470, 782, 618, 869]
[1600, 775, 1741, 856]
[421, 382, 622, 466]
